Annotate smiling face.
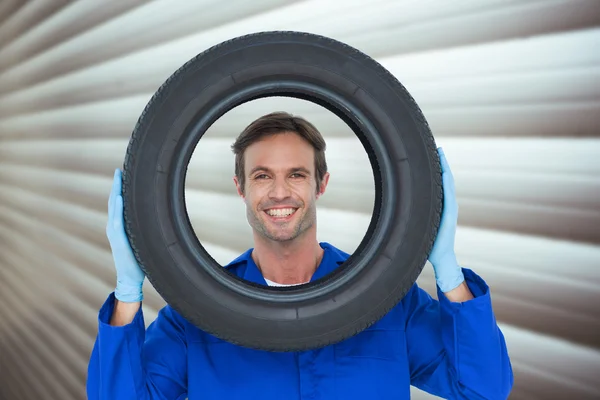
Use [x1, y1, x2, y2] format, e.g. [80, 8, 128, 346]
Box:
[234, 132, 329, 243]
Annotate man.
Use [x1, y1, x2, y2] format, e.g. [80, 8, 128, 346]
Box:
[87, 112, 513, 399]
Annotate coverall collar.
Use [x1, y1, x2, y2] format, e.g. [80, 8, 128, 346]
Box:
[230, 242, 346, 285]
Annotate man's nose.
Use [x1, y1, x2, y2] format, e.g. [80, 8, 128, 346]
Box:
[268, 176, 292, 199]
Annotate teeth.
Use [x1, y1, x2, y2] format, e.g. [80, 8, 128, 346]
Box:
[267, 208, 295, 217]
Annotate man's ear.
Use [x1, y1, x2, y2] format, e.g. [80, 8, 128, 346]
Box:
[233, 175, 245, 199]
[316, 172, 330, 199]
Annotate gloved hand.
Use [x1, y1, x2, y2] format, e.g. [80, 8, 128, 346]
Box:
[428, 147, 465, 293]
[106, 168, 145, 302]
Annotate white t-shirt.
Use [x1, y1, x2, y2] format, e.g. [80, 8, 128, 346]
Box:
[264, 278, 308, 287]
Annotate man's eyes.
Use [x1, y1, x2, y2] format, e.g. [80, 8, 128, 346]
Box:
[253, 173, 305, 179]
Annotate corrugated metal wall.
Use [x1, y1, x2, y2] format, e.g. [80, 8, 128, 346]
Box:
[0, 1, 599, 399]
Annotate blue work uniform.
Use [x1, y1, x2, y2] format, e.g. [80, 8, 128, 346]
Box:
[87, 242, 513, 399]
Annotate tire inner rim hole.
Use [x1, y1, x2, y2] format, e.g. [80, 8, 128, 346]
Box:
[182, 95, 379, 295]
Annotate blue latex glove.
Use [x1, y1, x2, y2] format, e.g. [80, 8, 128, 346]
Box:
[106, 168, 145, 302]
[428, 147, 465, 293]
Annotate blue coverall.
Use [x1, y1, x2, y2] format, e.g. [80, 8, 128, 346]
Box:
[87, 242, 513, 399]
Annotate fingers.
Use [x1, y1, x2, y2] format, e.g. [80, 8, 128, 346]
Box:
[108, 168, 122, 223]
[437, 147, 455, 186]
[443, 170, 456, 206]
[437, 147, 457, 211]
[114, 194, 124, 232]
[112, 168, 122, 197]
[437, 147, 451, 174]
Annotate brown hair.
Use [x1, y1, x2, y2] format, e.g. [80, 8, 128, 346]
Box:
[231, 111, 328, 194]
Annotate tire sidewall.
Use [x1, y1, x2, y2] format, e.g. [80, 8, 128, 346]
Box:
[123, 32, 441, 351]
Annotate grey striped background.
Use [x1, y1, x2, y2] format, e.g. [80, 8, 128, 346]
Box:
[0, 1, 599, 399]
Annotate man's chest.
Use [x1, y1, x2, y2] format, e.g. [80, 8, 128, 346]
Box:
[184, 307, 411, 400]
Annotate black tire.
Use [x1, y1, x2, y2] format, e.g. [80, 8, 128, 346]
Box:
[123, 31, 442, 352]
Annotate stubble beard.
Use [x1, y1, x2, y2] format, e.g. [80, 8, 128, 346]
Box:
[248, 201, 317, 243]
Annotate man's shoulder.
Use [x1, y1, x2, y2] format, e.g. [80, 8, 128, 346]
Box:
[221, 248, 253, 279]
[320, 241, 351, 262]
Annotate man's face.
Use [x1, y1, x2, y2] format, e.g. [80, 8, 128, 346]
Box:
[234, 132, 329, 243]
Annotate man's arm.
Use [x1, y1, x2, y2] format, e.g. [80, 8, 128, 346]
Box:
[443, 281, 473, 303]
[403, 270, 513, 399]
[87, 293, 188, 400]
[404, 148, 512, 398]
[110, 299, 140, 326]
[86, 169, 188, 399]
